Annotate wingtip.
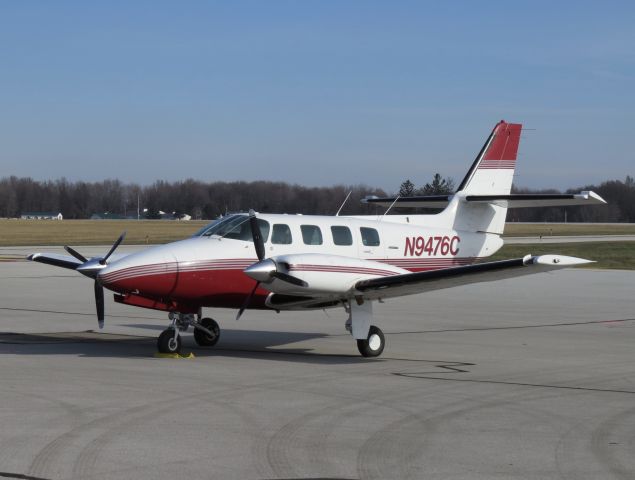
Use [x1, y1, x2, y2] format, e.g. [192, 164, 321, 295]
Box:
[533, 254, 594, 267]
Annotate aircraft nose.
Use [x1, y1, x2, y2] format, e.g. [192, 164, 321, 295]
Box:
[97, 246, 179, 295]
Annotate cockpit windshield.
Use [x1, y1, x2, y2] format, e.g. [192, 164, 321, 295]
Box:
[192, 214, 270, 242]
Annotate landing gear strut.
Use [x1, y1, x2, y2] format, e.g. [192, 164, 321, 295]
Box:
[156, 312, 221, 354]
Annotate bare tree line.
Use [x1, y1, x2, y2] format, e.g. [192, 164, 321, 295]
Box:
[508, 177, 635, 223]
[0, 177, 387, 219]
[0, 174, 633, 222]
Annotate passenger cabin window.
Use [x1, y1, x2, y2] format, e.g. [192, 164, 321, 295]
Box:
[331, 226, 353, 246]
[360, 227, 380, 247]
[301, 225, 323, 245]
[271, 224, 292, 244]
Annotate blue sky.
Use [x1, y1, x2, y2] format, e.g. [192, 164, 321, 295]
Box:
[0, 1, 633, 191]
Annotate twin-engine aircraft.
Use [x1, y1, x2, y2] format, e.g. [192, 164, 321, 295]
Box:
[29, 121, 606, 357]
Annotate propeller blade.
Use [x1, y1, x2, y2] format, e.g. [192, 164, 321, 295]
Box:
[248, 210, 265, 261]
[236, 281, 260, 320]
[64, 245, 88, 263]
[94, 280, 105, 329]
[271, 271, 308, 288]
[100, 231, 126, 265]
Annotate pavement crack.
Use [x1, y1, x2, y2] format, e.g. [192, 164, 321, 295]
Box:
[393, 374, 635, 395]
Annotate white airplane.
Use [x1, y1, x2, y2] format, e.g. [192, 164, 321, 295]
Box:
[28, 121, 606, 357]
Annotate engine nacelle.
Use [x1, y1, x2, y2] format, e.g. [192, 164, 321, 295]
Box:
[244, 253, 408, 296]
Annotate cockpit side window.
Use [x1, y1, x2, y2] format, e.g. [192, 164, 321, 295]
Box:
[194, 215, 270, 242]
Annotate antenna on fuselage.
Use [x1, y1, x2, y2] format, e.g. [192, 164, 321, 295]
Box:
[381, 195, 401, 221]
[335, 191, 352, 216]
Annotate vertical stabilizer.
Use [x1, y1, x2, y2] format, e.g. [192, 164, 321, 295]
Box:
[450, 121, 522, 235]
[457, 121, 522, 195]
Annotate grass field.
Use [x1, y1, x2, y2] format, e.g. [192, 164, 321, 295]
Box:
[0, 219, 208, 246]
[2, 219, 635, 247]
[504, 223, 635, 236]
[1, 219, 634, 270]
[489, 242, 635, 270]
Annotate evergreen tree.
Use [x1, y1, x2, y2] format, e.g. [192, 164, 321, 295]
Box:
[417, 173, 455, 195]
[398, 179, 415, 197]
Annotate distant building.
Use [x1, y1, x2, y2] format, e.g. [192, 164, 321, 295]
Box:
[21, 212, 63, 220]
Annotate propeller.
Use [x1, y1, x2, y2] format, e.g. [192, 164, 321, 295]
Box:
[249, 210, 266, 262]
[236, 211, 307, 320]
[64, 245, 88, 263]
[100, 231, 126, 265]
[65, 232, 126, 329]
[94, 279, 105, 329]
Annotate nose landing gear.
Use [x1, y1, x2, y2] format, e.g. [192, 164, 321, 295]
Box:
[157, 328, 182, 354]
[156, 312, 222, 354]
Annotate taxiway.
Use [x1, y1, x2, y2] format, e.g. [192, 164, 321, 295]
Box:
[0, 253, 634, 479]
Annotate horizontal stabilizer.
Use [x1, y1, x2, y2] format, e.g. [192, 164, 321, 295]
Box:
[465, 191, 606, 208]
[355, 254, 592, 300]
[362, 191, 606, 209]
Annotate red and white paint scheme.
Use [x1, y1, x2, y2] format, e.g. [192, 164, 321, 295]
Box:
[28, 121, 607, 357]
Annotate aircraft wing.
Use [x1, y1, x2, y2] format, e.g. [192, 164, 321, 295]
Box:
[27, 253, 83, 270]
[355, 255, 592, 300]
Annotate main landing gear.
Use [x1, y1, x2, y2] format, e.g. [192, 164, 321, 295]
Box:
[356, 325, 385, 357]
[345, 300, 385, 357]
[157, 312, 221, 354]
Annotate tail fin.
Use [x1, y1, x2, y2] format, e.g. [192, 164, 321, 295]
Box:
[445, 120, 522, 235]
[363, 120, 604, 240]
[456, 121, 522, 195]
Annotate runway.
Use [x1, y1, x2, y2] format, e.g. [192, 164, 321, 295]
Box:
[1, 255, 634, 479]
[504, 234, 635, 244]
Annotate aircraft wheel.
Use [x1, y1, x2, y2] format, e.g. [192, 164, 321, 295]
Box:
[157, 329, 182, 354]
[357, 325, 385, 357]
[193, 317, 221, 347]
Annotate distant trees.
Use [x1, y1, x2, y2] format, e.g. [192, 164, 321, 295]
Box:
[418, 173, 455, 195]
[1, 172, 634, 222]
[399, 174, 454, 197]
[398, 179, 415, 197]
[0, 177, 387, 219]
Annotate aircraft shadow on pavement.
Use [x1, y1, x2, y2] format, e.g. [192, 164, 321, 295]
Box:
[0, 329, 376, 365]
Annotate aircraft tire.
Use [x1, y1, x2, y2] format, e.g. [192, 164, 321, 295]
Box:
[193, 317, 221, 347]
[157, 329, 182, 354]
[357, 325, 385, 357]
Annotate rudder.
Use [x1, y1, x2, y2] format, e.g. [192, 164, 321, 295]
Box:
[457, 121, 522, 195]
